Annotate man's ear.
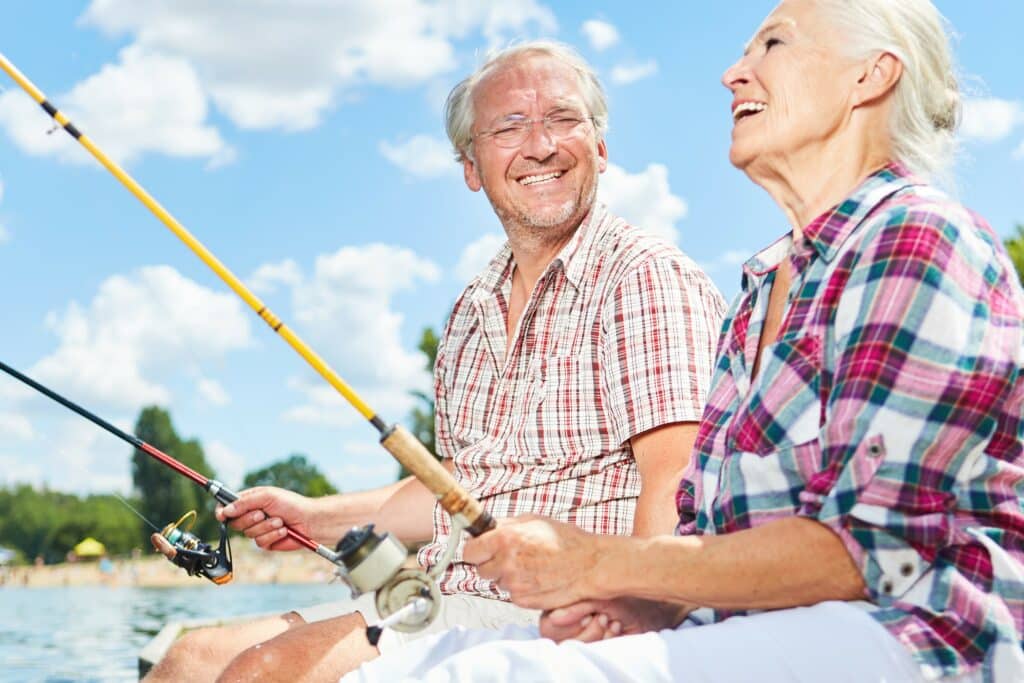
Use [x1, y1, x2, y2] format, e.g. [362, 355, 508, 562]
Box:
[597, 139, 608, 173]
[463, 156, 482, 192]
[853, 51, 902, 109]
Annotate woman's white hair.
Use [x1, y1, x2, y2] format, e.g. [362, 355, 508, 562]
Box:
[445, 40, 609, 163]
[817, 0, 960, 182]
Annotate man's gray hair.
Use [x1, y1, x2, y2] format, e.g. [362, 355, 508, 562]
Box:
[445, 40, 609, 163]
[817, 0, 960, 181]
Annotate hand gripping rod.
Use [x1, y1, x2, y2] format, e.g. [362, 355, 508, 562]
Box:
[0, 53, 494, 537]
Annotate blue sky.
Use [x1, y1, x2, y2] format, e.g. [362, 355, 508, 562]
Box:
[0, 1, 1021, 496]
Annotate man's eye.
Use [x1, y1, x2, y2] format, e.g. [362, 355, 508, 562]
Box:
[494, 124, 525, 137]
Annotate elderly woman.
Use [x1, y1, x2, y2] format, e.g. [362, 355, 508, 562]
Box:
[344, 1, 1024, 681]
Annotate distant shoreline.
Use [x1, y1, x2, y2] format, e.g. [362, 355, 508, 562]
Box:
[0, 543, 333, 589]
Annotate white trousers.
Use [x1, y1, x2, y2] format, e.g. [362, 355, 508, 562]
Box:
[295, 592, 539, 655]
[342, 601, 979, 682]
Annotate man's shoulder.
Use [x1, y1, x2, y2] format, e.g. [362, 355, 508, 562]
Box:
[590, 213, 708, 286]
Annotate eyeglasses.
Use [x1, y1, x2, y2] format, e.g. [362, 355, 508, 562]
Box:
[474, 112, 594, 148]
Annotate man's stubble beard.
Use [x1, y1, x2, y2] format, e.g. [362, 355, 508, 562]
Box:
[488, 172, 599, 252]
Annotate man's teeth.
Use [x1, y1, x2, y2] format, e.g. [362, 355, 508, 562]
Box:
[519, 171, 562, 186]
[733, 102, 767, 121]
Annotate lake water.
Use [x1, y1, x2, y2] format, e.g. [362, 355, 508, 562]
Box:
[0, 583, 352, 682]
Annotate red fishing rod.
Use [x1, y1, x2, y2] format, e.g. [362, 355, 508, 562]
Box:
[0, 359, 442, 640]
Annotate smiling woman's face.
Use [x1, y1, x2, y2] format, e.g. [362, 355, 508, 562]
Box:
[721, 0, 862, 176]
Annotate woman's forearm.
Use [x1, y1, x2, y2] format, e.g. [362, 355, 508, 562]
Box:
[593, 517, 867, 611]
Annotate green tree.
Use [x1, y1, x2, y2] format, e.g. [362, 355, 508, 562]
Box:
[1005, 224, 1024, 287]
[243, 454, 338, 497]
[0, 486, 143, 562]
[400, 326, 441, 480]
[132, 407, 220, 542]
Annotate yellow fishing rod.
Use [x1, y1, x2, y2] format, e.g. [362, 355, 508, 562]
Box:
[0, 52, 493, 538]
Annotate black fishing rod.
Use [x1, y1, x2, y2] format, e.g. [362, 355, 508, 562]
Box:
[0, 359, 449, 640]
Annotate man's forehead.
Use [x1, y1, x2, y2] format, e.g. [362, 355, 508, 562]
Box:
[473, 57, 584, 116]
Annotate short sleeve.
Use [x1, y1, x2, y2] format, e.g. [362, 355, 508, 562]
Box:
[600, 256, 726, 446]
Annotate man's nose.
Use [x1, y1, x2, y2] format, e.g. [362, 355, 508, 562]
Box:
[520, 120, 557, 160]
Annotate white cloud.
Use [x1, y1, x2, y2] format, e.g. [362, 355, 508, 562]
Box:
[379, 135, 456, 178]
[249, 259, 303, 294]
[263, 244, 440, 428]
[49, 418, 135, 494]
[0, 177, 5, 203]
[206, 439, 246, 490]
[32, 265, 252, 410]
[0, 225, 8, 245]
[197, 377, 230, 406]
[0, 412, 34, 440]
[0, 46, 233, 167]
[599, 162, 687, 242]
[960, 97, 1023, 142]
[581, 19, 620, 51]
[1015, 139, 1024, 160]
[0, 454, 45, 489]
[699, 249, 751, 273]
[610, 60, 658, 85]
[80, 0, 557, 132]
[455, 233, 506, 282]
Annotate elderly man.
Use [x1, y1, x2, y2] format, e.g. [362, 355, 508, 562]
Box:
[145, 41, 724, 683]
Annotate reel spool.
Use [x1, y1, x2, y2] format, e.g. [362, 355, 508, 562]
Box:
[333, 516, 467, 645]
[157, 510, 233, 585]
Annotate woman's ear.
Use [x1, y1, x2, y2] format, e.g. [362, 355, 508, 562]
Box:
[853, 52, 903, 108]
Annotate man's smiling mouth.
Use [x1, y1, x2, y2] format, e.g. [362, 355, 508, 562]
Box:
[518, 171, 563, 186]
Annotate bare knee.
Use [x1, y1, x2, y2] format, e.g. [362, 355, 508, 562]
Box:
[218, 612, 376, 683]
[144, 614, 301, 683]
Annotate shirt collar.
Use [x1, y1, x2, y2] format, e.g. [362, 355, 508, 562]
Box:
[470, 201, 607, 301]
[740, 162, 921, 288]
[802, 161, 920, 262]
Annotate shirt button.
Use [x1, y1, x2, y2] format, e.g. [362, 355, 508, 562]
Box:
[867, 444, 883, 457]
[900, 563, 915, 577]
[881, 579, 894, 595]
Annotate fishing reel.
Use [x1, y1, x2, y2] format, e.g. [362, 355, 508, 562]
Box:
[151, 510, 233, 585]
[331, 517, 465, 646]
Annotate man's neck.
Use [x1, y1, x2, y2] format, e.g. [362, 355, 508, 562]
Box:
[504, 210, 591, 292]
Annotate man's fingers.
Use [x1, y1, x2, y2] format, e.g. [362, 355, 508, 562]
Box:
[240, 516, 283, 539]
[254, 527, 291, 550]
[545, 601, 603, 626]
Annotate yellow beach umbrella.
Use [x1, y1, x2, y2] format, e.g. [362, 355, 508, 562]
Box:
[73, 537, 106, 558]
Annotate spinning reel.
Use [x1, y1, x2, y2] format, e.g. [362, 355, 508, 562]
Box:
[331, 517, 466, 645]
[152, 510, 234, 585]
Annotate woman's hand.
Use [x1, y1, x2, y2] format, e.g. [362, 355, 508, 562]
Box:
[463, 515, 610, 609]
[539, 597, 692, 643]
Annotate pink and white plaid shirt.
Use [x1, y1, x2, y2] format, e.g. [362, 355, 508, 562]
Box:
[419, 203, 726, 598]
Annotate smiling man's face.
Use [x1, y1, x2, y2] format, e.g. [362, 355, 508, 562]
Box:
[464, 54, 607, 244]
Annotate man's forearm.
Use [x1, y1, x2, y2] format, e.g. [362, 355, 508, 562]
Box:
[594, 517, 867, 610]
[311, 474, 439, 545]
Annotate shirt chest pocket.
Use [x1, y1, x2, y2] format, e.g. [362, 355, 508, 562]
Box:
[728, 334, 823, 456]
[523, 355, 606, 467]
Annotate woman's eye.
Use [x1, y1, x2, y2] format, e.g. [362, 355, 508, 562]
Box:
[765, 37, 782, 51]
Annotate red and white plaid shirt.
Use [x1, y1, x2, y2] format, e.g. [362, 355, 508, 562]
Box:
[419, 203, 726, 598]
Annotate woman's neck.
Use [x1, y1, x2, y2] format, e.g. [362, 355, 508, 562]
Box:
[749, 135, 891, 239]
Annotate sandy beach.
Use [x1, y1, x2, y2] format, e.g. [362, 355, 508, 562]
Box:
[0, 542, 334, 589]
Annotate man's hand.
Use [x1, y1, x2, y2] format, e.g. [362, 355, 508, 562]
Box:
[539, 597, 692, 643]
[216, 486, 319, 551]
[463, 515, 607, 610]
